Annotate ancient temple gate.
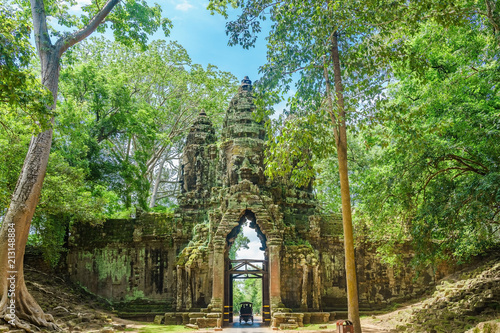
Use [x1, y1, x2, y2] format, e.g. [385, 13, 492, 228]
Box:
[174, 77, 306, 325]
[67, 77, 440, 329]
[225, 257, 270, 323]
[222, 210, 271, 324]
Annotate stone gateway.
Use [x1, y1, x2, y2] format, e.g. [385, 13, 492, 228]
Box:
[67, 77, 440, 327]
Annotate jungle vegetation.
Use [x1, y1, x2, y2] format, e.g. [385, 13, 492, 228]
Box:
[0, 0, 498, 330]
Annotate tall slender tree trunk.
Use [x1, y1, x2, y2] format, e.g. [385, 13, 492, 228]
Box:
[0, 0, 123, 330]
[325, 31, 362, 333]
[0, 51, 60, 331]
[149, 154, 168, 208]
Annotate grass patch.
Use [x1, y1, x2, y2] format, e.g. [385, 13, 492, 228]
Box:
[137, 324, 197, 332]
[296, 324, 331, 330]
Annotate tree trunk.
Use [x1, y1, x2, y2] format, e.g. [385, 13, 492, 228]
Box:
[0, 0, 122, 329]
[149, 153, 168, 208]
[329, 32, 362, 333]
[0, 54, 60, 331]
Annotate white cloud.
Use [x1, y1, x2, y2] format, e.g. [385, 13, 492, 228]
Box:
[235, 224, 265, 260]
[236, 240, 265, 260]
[69, 0, 92, 13]
[175, 0, 194, 11]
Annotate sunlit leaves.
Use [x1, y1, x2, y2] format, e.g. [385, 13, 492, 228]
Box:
[356, 20, 500, 265]
[57, 38, 238, 210]
[265, 110, 335, 187]
[0, 4, 53, 132]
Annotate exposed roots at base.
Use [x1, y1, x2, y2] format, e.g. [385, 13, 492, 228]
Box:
[0, 285, 61, 332]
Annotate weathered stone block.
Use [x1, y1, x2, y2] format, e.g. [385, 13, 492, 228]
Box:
[280, 323, 298, 329]
[303, 313, 311, 325]
[196, 318, 218, 328]
[154, 315, 164, 325]
[309, 312, 330, 324]
[188, 312, 206, 319]
[272, 312, 304, 328]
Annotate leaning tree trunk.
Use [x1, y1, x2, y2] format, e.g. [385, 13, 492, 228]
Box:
[327, 32, 362, 333]
[0, 0, 122, 330]
[0, 50, 60, 331]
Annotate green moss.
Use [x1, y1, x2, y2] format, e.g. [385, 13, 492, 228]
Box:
[176, 240, 208, 266]
[124, 289, 146, 302]
[284, 239, 313, 248]
[78, 251, 94, 271]
[94, 248, 134, 281]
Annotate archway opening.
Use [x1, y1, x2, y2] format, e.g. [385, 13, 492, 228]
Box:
[224, 210, 270, 326]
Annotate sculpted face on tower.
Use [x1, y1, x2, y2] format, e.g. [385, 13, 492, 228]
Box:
[221, 76, 266, 186]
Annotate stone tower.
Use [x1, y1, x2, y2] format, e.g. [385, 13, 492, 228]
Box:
[176, 76, 322, 323]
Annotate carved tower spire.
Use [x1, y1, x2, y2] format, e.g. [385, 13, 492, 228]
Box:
[220, 77, 266, 186]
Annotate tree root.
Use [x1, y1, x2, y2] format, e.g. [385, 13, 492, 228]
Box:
[0, 284, 61, 332]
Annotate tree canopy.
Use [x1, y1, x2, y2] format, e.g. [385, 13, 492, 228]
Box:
[208, 0, 500, 268]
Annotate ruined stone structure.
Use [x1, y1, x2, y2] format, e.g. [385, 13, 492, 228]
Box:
[67, 77, 441, 327]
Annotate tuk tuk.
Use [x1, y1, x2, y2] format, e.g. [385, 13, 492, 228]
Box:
[239, 302, 254, 324]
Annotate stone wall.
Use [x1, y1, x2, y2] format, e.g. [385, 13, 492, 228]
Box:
[280, 214, 439, 311]
[67, 212, 188, 312]
[68, 211, 439, 313]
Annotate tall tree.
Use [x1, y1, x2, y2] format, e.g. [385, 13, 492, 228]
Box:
[58, 38, 237, 210]
[310, 0, 499, 266]
[0, 0, 169, 330]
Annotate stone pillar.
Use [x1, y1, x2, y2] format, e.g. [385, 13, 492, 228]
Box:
[186, 266, 193, 310]
[210, 239, 225, 312]
[301, 264, 309, 310]
[312, 265, 321, 310]
[268, 236, 282, 310]
[176, 266, 183, 311]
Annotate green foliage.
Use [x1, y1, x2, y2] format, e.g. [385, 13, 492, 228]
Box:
[28, 151, 116, 267]
[0, 120, 114, 266]
[265, 111, 335, 187]
[229, 229, 250, 260]
[284, 238, 312, 248]
[314, 18, 500, 265]
[18, 0, 172, 50]
[232, 279, 262, 315]
[0, 4, 53, 132]
[58, 37, 237, 210]
[362, 20, 499, 265]
[0, 117, 32, 212]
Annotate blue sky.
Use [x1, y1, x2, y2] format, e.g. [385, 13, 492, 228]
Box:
[63, 0, 288, 113]
[65, 0, 269, 82]
[154, 0, 270, 85]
